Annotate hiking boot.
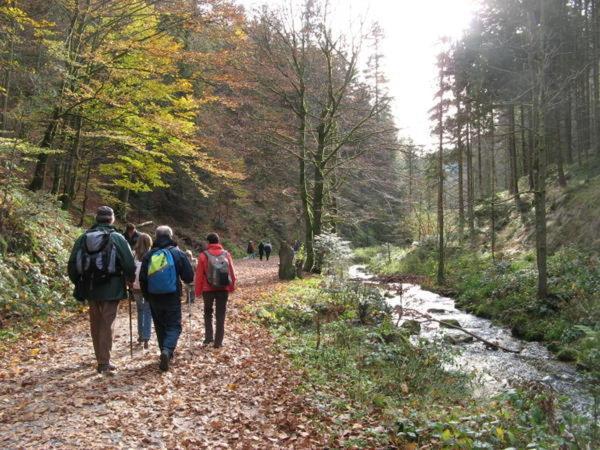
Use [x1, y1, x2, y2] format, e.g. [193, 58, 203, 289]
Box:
[143, 340, 149, 349]
[159, 350, 170, 372]
[202, 339, 214, 346]
[97, 363, 117, 374]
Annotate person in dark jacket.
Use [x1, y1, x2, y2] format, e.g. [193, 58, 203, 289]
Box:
[258, 241, 265, 261]
[139, 226, 194, 371]
[246, 240, 255, 259]
[195, 233, 236, 349]
[123, 223, 140, 249]
[264, 242, 272, 261]
[68, 206, 136, 374]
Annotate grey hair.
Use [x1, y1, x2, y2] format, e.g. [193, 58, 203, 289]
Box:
[155, 225, 174, 239]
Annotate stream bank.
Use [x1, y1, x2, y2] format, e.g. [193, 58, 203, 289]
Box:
[350, 265, 596, 416]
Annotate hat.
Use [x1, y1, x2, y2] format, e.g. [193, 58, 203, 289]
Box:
[96, 206, 115, 223]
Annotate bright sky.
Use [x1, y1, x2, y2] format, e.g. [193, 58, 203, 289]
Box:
[235, 0, 478, 149]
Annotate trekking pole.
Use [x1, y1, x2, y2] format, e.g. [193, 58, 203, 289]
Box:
[187, 284, 193, 353]
[128, 287, 134, 358]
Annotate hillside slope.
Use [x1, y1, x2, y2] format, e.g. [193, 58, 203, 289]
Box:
[0, 188, 80, 339]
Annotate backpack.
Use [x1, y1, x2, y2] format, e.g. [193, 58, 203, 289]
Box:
[147, 248, 178, 294]
[75, 229, 118, 286]
[204, 250, 231, 288]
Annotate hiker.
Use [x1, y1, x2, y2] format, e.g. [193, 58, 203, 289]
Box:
[195, 233, 236, 349]
[185, 250, 198, 304]
[139, 226, 194, 371]
[258, 241, 265, 260]
[264, 241, 273, 261]
[293, 239, 302, 253]
[123, 223, 140, 249]
[132, 233, 153, 348]
[246, 240, 255, 259]
[68, 206, 136, 374]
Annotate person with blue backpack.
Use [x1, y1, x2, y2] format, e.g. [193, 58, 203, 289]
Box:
[139, 226, 194, 371]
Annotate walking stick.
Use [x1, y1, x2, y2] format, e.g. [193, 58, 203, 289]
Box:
[128, 287, 134, 358]
[187, 284, 193, 353]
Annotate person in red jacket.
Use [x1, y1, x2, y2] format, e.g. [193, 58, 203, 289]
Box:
[195, 232, 236, 348]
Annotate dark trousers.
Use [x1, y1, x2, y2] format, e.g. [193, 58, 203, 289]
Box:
[265, 250, 271, 261]
[259, 249, 264, 260]
[202, 291, 229, 346]
[88, 300, 120, 365]
[149, 297, 182, 354]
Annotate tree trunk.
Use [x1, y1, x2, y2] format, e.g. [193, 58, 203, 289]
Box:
[490, 108, 496, 262]
[29, 108, 62, 191]
[555, 110, 567, 187]
[457, 104, 465, 237]
[466, 103, 475, 243]
[476, 116, 483, 200]
[79, 160, 93, 227]
[531, 0, 549, 299]
[565, 90, 574, 164]
[436, 72, 445, 285]
[278, 241, 296, 280]
[508, 104, 519, 197]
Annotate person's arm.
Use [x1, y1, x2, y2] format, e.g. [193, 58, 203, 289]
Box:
[112, 233, 136, 283]
[67, 235, 84, 284]
[227, 252, 236, 291]
[139, 253, 150, 296]
[175, 249, 195, 284]
[195, 253, 206, 296]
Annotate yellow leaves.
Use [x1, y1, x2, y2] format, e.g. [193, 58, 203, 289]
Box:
[441, 428, 453, 441]
[496, 426, 505, 441]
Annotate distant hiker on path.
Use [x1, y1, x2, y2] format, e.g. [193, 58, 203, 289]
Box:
[139, 226, 194, 371]
[293, 240, 302, 253]
[264, 241, 272, 261]
[132, 233, 153, 348]
[246, 240, 255, 259]
[68, 206, 136, 374]
[258, 241, 265, 260]
[195, 233, 236, 349]
[123, 223, 140, 249]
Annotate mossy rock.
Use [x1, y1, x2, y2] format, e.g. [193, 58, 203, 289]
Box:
[443, 332, 474, 345]
[400, 319, 421, 335]
[440, 319, 461, 329]
[556, 348, 578, 362]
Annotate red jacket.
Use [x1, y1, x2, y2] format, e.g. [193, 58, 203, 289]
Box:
[195, 244, 236, 294]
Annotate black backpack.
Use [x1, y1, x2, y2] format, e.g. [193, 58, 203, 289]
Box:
[75, 229, 119, 287]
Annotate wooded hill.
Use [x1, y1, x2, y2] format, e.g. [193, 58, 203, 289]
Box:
[425, 0, 600, 298]
[0, 0, 407, 266]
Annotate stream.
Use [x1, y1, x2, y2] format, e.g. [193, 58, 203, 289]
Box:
[349, 265, 595, 415]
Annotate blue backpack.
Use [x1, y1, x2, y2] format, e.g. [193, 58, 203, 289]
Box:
[147, 248, 177, 294]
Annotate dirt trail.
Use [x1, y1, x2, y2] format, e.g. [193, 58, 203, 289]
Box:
[0, 258, 324, 448]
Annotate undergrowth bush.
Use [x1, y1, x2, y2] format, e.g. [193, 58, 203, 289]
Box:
[0, 188, 80, 336]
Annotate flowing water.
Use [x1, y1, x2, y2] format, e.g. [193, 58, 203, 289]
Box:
[349, 265, 595, 415]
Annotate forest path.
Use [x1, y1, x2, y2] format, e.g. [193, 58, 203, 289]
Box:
[0, 258, 324, 448]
